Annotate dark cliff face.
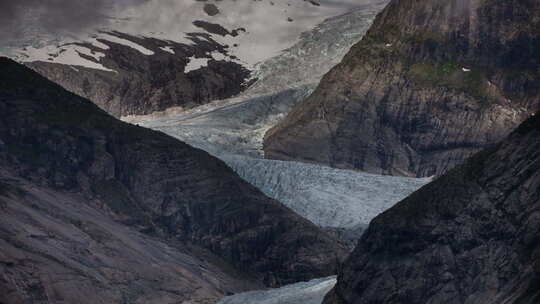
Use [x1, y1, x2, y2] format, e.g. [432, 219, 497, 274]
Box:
[323, 112, 540, 304]
[26, 31, 251, 118]
[264, 0, 540, 177]
[0, 58, 346, 302]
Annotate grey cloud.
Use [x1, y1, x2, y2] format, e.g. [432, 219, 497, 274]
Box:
[0, 0, 146, 40]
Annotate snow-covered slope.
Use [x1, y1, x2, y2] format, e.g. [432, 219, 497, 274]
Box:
[218, 276, 337, 304]
[3, 0, 374, 68]
[2, 1, 387, 118]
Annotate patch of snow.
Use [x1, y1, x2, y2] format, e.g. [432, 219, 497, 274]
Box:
[184, 56, 210, 73]
[88, 37, 111, 50]
[97, 33, 154, 55]
[218, 276, 336, 304]
[210, 51, 227, 61]
[385, 43, 392, 47]
[462, 67, 471, 72]
[16, 44, 115, 72]
[159, 46, 175, 54]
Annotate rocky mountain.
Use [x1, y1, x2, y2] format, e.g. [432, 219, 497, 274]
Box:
[25, 30, 251, 117]
[4, 0, 370, 117]
[27, 32, 250, 117]
[264, 0, 540, 177]
[323, 111, 540, 304]
[0, 58, 347, 303]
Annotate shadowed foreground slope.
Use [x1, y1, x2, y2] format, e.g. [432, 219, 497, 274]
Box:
[0, 58, 346, 303]
[324, 112, 540, 303]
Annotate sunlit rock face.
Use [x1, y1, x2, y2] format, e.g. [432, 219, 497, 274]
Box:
[264, 0, 540, 177]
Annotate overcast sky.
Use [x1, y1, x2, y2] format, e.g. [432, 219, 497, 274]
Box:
[0, 0, 145, 40]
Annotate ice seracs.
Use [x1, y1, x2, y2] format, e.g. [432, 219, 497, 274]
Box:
[224, 155, 430, 229]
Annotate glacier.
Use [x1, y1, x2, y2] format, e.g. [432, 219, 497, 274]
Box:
[122, 0, 426, 233]
[223, 155, 430, 229]
[124, 0, 389, 159]
[125, 86, 315, 157]
[217, 276, 337, 304]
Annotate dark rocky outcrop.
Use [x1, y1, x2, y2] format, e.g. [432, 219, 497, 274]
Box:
[27, 31, 251, 118]
[204, 3, 220, 16]
[323, 111, 540, 304]
[0, 58, 346, 302]
[265, 0, 540, 177]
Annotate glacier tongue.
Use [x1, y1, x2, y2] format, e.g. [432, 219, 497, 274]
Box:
[217, 276, 337, 304]
[223, 155, 430, 229]
[125, 86, 314, 157]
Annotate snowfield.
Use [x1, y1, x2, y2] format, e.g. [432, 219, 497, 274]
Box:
[218, 276, 337, 304]
[4, 0, 382, 69]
